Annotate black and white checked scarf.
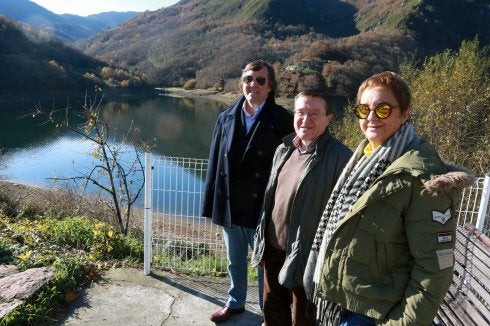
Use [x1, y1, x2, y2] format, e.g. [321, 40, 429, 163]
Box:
[305, 122, 419, 325]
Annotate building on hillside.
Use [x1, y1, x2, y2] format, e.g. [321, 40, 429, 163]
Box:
[284, 57, 327, 73]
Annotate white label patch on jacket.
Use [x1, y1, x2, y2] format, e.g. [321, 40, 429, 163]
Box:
[437, 232, 453, 243]
[432, 208, 452, 224]
[436, 249, 454, 270]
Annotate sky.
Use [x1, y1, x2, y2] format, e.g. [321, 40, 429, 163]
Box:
[30, 0, 180, 16]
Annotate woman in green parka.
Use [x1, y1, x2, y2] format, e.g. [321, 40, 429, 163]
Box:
[303, 71, 475, 325]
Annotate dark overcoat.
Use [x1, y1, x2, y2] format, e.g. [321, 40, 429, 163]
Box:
[202, 94, 294, 228]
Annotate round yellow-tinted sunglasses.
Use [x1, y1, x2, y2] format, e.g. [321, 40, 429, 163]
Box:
[354, 103, 398, 119]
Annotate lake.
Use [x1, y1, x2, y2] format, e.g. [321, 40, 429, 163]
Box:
[0, 91, 228, 187]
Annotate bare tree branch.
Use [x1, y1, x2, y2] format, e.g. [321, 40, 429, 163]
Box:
[34, 93, 148, 235]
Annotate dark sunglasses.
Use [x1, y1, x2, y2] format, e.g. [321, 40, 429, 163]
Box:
[354, 103, 398, 119]
[242, 75, 267, 86]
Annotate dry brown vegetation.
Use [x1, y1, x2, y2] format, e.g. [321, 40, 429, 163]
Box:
[0, 181, 112, 220]
[75, 0, 489, 101]
[1, 0, 488, 101]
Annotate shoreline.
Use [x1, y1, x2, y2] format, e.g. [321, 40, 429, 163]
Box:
[158, 87, 294, 109]
[157, 87, 238, 106]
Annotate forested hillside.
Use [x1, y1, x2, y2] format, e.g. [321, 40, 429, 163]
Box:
[0, 16, 148, 92]
[76, 0, 489, 99]
[1, 0, 488, 101]
[0, 16, 100, 91]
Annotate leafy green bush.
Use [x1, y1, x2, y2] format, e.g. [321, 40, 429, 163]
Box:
[48, 216, 94, 250]
[401, 38, 490, 175]
[108, 233, 143, 263]
[0, 214, 144, 324]
[46, 216, 143, 263]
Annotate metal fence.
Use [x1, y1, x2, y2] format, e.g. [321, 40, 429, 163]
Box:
[143, 153, 490, 275]
[454, 175, 490, 233]
[144, 154, 226, 275]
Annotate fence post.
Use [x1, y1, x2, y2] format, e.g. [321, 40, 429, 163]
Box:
[144, 152, 153, 275]
[476, 174, 490, 232]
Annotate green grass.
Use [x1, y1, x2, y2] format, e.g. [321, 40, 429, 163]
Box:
[152, 241, 259, 280]
[299, 67, 320, 75]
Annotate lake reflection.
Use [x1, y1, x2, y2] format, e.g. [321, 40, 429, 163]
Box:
[99, 95, 226, 158]
[1, 93, 227, 187]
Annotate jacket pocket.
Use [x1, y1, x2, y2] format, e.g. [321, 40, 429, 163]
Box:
[278, 239, 304, 289]
[342, 230, 403, 302]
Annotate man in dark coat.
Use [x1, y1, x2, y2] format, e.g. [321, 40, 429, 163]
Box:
[251, 90, 352, 325]
[202, 60, 294, 323]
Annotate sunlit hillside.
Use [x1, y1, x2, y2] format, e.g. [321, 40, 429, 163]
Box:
[76, 0, 489, 99]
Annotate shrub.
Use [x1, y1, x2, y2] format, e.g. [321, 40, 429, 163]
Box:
[183, 79, 197, 90]
[401, 38, 490, 175]
[0, 240, 14, 263]
[48, 217, 94, 250]
[0, 214, 144, 324]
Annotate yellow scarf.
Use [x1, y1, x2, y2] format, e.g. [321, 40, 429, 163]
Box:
[364, 142, 374, 157]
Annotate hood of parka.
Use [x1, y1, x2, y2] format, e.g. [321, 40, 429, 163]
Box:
[423, 165, 476, 196]
[384, 141, 476, 196]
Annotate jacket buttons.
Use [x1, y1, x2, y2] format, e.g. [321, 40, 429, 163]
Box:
[257, 150, 263, 156]
[252, 193, 258, 198]
[255, 173, 260, 178]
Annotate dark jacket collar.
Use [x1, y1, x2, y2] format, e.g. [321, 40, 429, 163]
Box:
[282, 129, 332, 153]
[227, 94, 277, 118]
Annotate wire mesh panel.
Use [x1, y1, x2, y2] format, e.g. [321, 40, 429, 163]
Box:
[456, 176, 490, 236]
[145, 155, 490, 274]
[150, 156, 228, 275]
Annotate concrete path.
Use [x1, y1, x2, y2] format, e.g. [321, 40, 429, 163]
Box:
[59, 267, 262, 326]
